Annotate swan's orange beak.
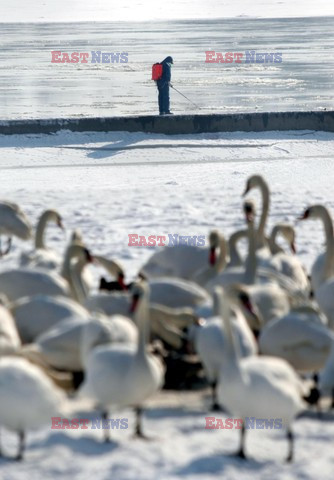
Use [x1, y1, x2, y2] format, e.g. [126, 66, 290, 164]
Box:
[130, 293, 140, 313]
[209, 246, 216, 266]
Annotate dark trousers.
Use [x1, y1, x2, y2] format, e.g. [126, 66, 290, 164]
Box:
[158, 82, 170, 114]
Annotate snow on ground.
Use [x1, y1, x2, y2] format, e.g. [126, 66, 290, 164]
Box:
[0, 129, 334, 478]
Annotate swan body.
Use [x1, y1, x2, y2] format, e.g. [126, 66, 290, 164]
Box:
[193, 292, 258, 385]
[140, 230, 227, 285]
[315, 279, 334, 329]
[28, 312, 137, 372]
[0, 201, 32, 240]
[207, 201, 290, 324]
[0, 268, 69, 302]
[0, 357, 65, 459]
[80, 282, 164, 438]
[299, 205, 334, 292]
[86, 278, 210, 313]
[217, 287, 305, 461]
[0, 304, 21, 355]
[259, 307, 334, 372]
[11, 294, 90, 343]
[149, 278, 211, 309]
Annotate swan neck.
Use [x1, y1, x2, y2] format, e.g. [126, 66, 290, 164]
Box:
[69, 259, 88, 303]
[35, 212, 51, 249]
[228, 230, 246, 267]
[258, 182, 270, 247]
[321, 210, 334, 282]
[220, 298, 239, 365]
[136, 294, 150, 355]
[244, 221, 257, 284]
[215, 236, 228, 273]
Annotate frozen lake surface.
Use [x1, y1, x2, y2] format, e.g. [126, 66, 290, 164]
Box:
[0, 16, 333, 119]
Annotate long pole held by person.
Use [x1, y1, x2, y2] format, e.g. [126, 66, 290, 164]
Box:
[170, 84, 200, 109]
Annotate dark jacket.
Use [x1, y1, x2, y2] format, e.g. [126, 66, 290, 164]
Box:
[158, 56, 173, 85]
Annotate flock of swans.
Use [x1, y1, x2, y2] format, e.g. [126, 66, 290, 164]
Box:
[0, 174, 334, 463]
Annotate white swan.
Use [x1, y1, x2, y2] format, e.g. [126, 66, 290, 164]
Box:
[24, 309, 137, 374]
[243, 174, 271, 258]
[217, 287, 305, 462]
[84, 286, 196, 350]
[0, 268, 69, 302]
[268, 224, 296, 255]
[0, 357, 66, 460]
[140, 230, 227, 283]
[299, 205, 334, 328]
[80, 281, 164, 439]
[299, 205, 334, 292]
[259, 305, 334, 372]
[226, 229, 247, 268]
[0, 200, 32, 243]
[69, 230, 99, 295]
[0, 245, 91, 303]
[207, 201, 290, 324]
[20, 209, 63, 270]
[0, 304, 21, 355]
[11, 294, 91, 343]
[190, 287, 258, 408]
[262, 224, 310, 297]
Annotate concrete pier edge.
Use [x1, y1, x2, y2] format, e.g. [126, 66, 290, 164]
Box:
[0, 111, 333, 135]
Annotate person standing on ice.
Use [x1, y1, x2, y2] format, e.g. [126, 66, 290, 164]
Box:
[156, 56, 173, 115]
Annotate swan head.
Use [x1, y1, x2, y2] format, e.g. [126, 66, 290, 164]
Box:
[129, 281, 150, 313]
[225, 284, 263, 333]
[70, 229, 85, 246]
[298, 205, 330, 221]
[41, 209, 64, 230]
[67, 244, 94, 264]
[243, 174, 268, 196]
[272, 224, 296, 253]
[209, 229, 222, 265]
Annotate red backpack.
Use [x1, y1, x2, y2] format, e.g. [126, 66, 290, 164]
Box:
[152, 63, 163, 81]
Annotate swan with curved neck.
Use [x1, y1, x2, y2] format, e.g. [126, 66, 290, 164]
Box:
[0, 200, 32, 256]
[269, 224, 296, 255]
[80, 281, 164, 439]
[20, 209, 63, 270]
[263, 224, 310, 297]
[216, 287, 305, 462]
[227, 229, 247, 268]
[207, 200, 290, 323]
[190, 286, 258, 409]
[299, 205, 334, 290]
[193, 230, 228, 285]
[0, 245, 92, 303]
[243, 174, 270, 251]
[301, 206, 334, 329]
